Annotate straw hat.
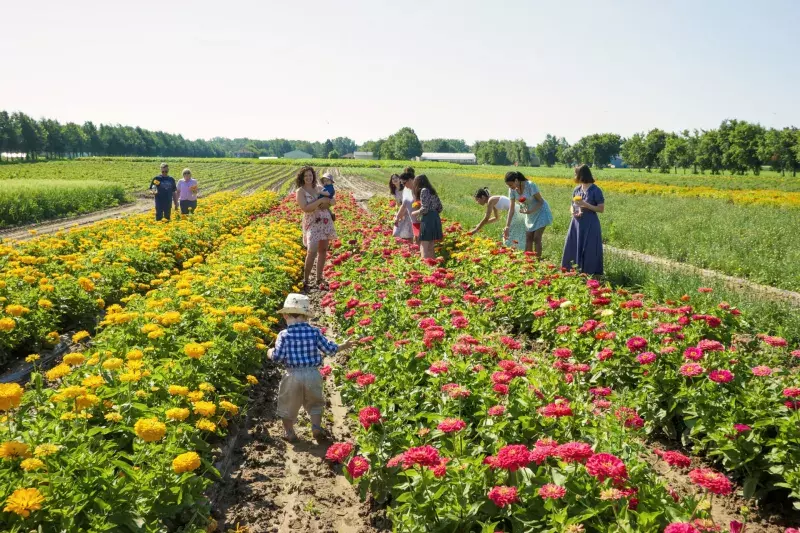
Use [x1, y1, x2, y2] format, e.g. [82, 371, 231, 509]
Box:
[277, 293, 312, 316]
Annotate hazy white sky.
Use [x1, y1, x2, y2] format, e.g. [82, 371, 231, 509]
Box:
[3, 0, 798, 144]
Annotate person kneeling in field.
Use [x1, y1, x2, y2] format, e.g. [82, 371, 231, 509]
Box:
[268, 293, 354, 442]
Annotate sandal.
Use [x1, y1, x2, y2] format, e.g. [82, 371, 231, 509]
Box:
[311, 424, 331, 442]
[282, 430, 298, 442]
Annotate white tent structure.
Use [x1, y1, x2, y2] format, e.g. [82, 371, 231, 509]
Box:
[417, 153, 477, 164]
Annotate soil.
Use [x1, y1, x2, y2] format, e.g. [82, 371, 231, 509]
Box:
[210, 283, 386, 533]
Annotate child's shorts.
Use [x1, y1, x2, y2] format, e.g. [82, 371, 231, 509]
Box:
[412, 222, 421, 238]
[276, 367, 324, 422]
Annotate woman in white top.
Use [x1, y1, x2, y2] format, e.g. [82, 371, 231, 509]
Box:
[392, 173, 415, 240]
[467, 187, 526, 248]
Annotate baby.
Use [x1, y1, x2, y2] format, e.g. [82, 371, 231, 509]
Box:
[319, 172, 336, 200]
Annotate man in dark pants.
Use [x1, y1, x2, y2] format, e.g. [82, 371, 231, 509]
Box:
[149, 163, 179, 221]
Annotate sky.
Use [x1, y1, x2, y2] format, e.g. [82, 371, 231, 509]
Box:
[2, 0, 799, 145]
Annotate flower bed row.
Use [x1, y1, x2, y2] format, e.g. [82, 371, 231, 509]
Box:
[317, 197, 798, 532]
[0, 192, 273, 366]
[0, 193, 305, 531]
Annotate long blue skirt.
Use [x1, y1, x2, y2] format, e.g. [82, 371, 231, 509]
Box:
[561, 213, 603, 275]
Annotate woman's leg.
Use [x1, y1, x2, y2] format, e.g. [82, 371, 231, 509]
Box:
[531, 227, 546, 257]
[304, 242, 318, 286]
[524, 231, 535, 253]
[421, 241, 434, 259]
[315, 239, 329, 282]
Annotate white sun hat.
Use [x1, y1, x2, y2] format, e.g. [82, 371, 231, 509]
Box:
[322, 172, 335, 183]
[277, 293, 312, 316]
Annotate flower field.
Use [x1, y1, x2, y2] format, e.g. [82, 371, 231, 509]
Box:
[0, 192, 281, 367]
[0, 180, 130, 228]
[0, 191, 305, 531]
[311, 196, 800, 532]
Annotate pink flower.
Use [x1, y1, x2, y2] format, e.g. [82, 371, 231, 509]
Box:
[683, 347, 703, 361]
[654, 449, 691, 468]
[488, 405, 506, 416]
[556, 325, 572, 334]
[733, 424, 751, 434]
[698, 287, 713, 293]
[697, 339, 724, 353]
[401, 446, 441, 469]
[708, 369, 734, 383]
[751, 366, 772, 376]
[554, 442, 594, 463]
[688, 468, 732, 495]
[664, 523, 700, 533]
[597, 348, 614, 361]
[356, 373, 376, 387]
[491, 371, 512, 384]
[346, 455, 370, 478]
[428, 361, 449, 375]
[626, 336, 648, 353]
[590, 387, 612, 397]
[319, 365, 332, 377]
[487, 485, 519, 508]
[451, 316, 469, 329]
[538, 483, 567, 500]
[585, 453, 628, 483]
[553, 348, 573, 359]
[636, 352, 657, 365]
[495, 445, 531, 471]
[784, 387, 800, 398]
[763, 335, 787, 347]
[679, 363, 704, 377]
[345, 369, 363, 381]
[729, 521, 744, 533]
[538, 400, 573, 418]
[493, 383, 509, 395]
[358, 318, 372, 327]
[437, 418, 466, 433]
[325, 442, 354, 463]
[358, 406, 381, 429]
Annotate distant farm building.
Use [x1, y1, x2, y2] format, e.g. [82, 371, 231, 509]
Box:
[341, 153, 355, 159]
[258, 156, 279, 160]
[283, 150, 313, 159]
[353, 152, 377, 160]
[234, 150, 255, 158]
[417, 153, 477, 165]
[609, 156, 627, 168]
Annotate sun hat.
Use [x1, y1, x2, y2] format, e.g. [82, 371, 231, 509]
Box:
[277, 293, 312, 316]
[322, 172, 335, 183]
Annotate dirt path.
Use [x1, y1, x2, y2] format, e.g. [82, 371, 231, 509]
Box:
[211, 288, 381, 533]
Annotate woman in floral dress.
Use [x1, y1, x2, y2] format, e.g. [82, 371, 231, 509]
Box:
[295, 166, 337, 290]
[503, 171, 553, 257]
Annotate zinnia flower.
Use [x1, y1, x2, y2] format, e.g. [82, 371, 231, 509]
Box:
[487, 485, 519, 508]
[555, 442, 594, 463]
[184, 343, 206, 359]
[708, 369, 734, 383]
[193, 401, 216, 417]
[636, 352, 657, 365]
[751, 366, 772, 376]
[358, 406, 381, 429]
[134, 417, 166, 442]
[3, 487, 44, 518]
[346, 455, 370, 478]
[437, 418, 466, 433]
[356, 373, 375, 387]
[0, 441, 30, 460]
[626, 336, 648, 353]
[325, 442, 354, 463]
[495, 444, 531, 471]
[539, 483, 567, 500]
[654, 449, 691, 468]
[679, 363, 704, 377]
[688, 468, 732, 495]
[488, 405, 506, 416]
[664, 523, 699, 533]
[401, 445, 441, 468]
[0, 383, 24, 411]
[585, 453, 628, 483]
[172, 451, 201, 473]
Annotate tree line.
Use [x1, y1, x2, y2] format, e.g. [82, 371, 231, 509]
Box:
[0, 110, 356, 161]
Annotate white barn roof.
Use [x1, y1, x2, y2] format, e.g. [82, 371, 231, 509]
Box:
[420, 153, 476, 161]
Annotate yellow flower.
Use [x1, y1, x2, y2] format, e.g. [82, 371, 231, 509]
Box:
[158, 311, 181, 326]
[20, 458, 45, 472]
[25, 354, 39, 363]
[134, 417, 166, 442]
[168, 385, 189, 396]
[195, 418, 216, 432]
[0, 441, 31, 460]
[184, 343, 206, 359]
[172, 451, 201, 473]
[119, 371, 142, 383]
[45, 331, 59, 344]
[246, 375, 258, 385]
[105, 412, 123, 423]
[4, 304, 29, 317]
[75, 394, 100, 411]
[188, 391, 204, 402]
[63, 352, 86, 366]
[147, 329, 164, 340]
[193, 401, 216, 417]
[0, 383, 24, 411]
[0, 317, 17, 332]
[166, 408, 190, 421]
[77, 277, 95, 292]
[573, 195, 583, 202]
[71, 331, 90, 343]
[126, 360, 144, 371]
[3, 487, 44, 518]
[96, 298, 105, 309]
[45, 363, 72, 381]
[34, 444, 59, 457]
[59, 386, 87, 399]
[82, 375, 104, 389]
[219, 400, 239, 415]
[60, 412, 77, 421]
[141, 323, 160, 334]
[232, 322, 250, 333]
[126, 349, 143, 360]
[198, 382, 216, 393]
[37, 299, 53, 309]
[102, 358, 124, 371]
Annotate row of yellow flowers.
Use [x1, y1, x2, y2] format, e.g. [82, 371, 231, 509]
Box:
[456, 172, 800, 208]
[0, 194, 305, 532]
[0, 192, 275, 366]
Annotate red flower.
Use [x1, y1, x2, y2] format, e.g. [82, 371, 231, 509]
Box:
[539, 400, 573, 418]
[487, 485, 519, 508]
[615, 407, 644, 428]
[437, 418, 466, 433]
[406, 298, 422, 308]
[636, 352, 657, 365]
[319, 365, 332, 378]
[556, 325, 572, 334]
[597, 348, 614, 361]
[763, 335, 787, 347]
[499, 336, 522, 350]
[491, 371, 512, 384]
[346, 455, 370, 478]
[553, 348, 573, 359]
[654, 449, 691, 468]
[358, 406, 381, 429]
[325, 442, 354, 463]
[683, 347, 703, 361]
[679, 363, 704, 377]
[493, 383, 509, 395]
[585, 453, 628, 483]
[697, 339, 724, 352]
[554, 442, 594, 463]
[626, 336, 648, 353]
[589, 387, 612, 397]
[401, 445, 441, 468]
[358, 318, 372, 327]
[451, 316, 469, 329]
[688, 468, 732, 495]
[784, 387, 800, 398]
[664, 523, 700, 533]
[495, 444, 531, 471]
[345, 369, 363, 381]
[356, 373, 376, 387]
[517, 196, 527, 203]
[430, 457, 449, 478]
[428, 361, 449, 375]
[488, 405, 506, 416]
[538, 483, 566, 500]
[751, 365, 772, 376]
[698, 287, 713, 293]
[733, 423, 751, 434]
[708, 369, 734, 383]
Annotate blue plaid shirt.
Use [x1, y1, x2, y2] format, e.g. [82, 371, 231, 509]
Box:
[272, 322, 338, 368]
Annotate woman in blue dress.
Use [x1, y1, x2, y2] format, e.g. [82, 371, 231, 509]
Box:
[503, 171, 553, 256]
[561, 164, 605, 275]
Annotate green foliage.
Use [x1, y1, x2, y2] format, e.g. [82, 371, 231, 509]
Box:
[421, 139, 469, 153]
[535, 134, 562, 167]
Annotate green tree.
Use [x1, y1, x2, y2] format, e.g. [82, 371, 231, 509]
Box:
[322, 139, 334, 158]
[504, 139, 530, 166]
[328, 149, 340, 159]
[555, 138, 572, 166]
[14, 112, 46, 160]
[331, 137, 356, 156]
[62, 122, 88, 158]
[760, 127, 798, 176]
[662, 134, 689, 173]
[643, 129, 667, 172]
[474, 140, 509, 165]
[384, 127, 422, 160]
[620, 133, 646, 170]
[535, 134, 560, 167]
[82, 121, 104, 155]
[696, 129, 723, 174]
[720, 119, 764, 175]
[0, 111, 20, 160]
